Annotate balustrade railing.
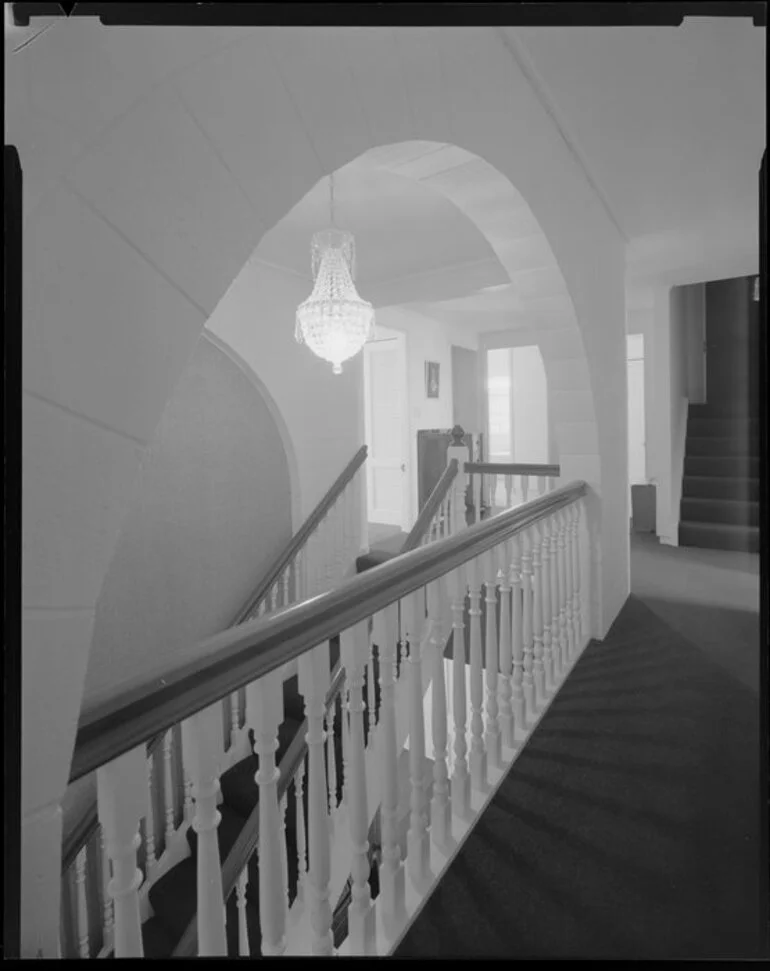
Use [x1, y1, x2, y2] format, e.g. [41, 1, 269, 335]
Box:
[58, 445, 368, 959]
[61, 460, 591, 957]
[465, 460, 561, 522]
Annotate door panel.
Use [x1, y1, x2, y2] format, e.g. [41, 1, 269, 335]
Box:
[364, 337, 409, 527]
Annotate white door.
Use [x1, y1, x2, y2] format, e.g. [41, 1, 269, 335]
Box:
[364, 334, 409, 528]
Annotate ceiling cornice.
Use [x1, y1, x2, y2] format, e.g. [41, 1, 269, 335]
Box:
[495, 27, 629, 245]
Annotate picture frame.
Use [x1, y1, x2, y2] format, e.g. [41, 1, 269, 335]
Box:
[425, 361, 440, 398]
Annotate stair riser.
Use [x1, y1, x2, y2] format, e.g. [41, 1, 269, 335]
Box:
[682, 477, 759, 501]
[684, 457, 759, 478]
[680, 500, 759, 527]
[688, 419, 760, 439]
[685, 437, 760, 458]
[678, 524, 759, 553]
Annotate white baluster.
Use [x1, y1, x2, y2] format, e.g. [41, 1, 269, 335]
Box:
[279, 792, 290, 922]
[183, 773, 194, 825]
[520, 529, 536, 722]
[269, 581, 279, 614]
[282, 565, 291, 609]
[447, 568, 471, 819]
[497, 540, 515, 750]
[100, 827, 114, 954]
[504, 474, 513, 510]
[531, 523, 546, 709]
[465, 557, 487, 792]
[299, 643, 334, 955]
[541, 517, 556, 688]
[236, 867, 250, 956]
[538, 475, 547, 498]
[490, 474, 498, 511]
[341, 684, 350, 809]
[163, 731, 175, 846]
[374, 603, 407, 939]
[74, 845, 90, 959]
[245, 672, 286, 956]
[473, 472, 482, 524]
[326, 706, 338, 815]
[144, 753, 156, 872]
[482, 549, 502, 768]
[549, 508, 562, 678]
[557, 507, 570, 667]
[294, 549, 303, 603]
[366, 643, 376, 742]
[509, 535, 526, 733]
[405, 589, 432, 891]
[97, 747, 146, 957]
[181, 707, 227, 956]
[572, 502, 585, 648]
[230, 690, 241, 747]
[428, 580, 452, 851]
[521, 474, 530, 504]
[563, 506, 577, 661]
[341, 623, 376, 954]
[294, 760, 307, 919]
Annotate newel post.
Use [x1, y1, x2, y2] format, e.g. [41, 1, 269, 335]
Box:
[447, 425, 470, 534]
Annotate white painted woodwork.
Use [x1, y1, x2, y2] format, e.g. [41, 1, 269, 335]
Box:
[571, 503, 583, 651]
[540, 516, 555, 689]
[520, 529, 536, 722]
[341, 623, 376, 955]
[482, 550, 503, 769]
[447, 568, 471, 821]
[521, 474, 530, 504]
[428, 580, 452, 851]
[364, 335, 410, 529]
[504, 474, 513, 510]
[96, 746, 146, 958]
[465, 557, 487, 792]
[181, 706, 227, 956]
[293, 760, 307, 921]
[98, 826, 114, 956]
[366, 646, 376, 743]
[405, 589, 432, 892]
[531, 523, 546, 708]
[538, 475, 547, 498]
[183, 773, 194, 825]
[162, 731, 175, 846]
[299, 643, 334, 956]
[142, 758, 157, 877]
[230, 690, 240, 747]
[549, 508, 562, 677]
[246, 670, 287, 957]
[509, 535, 526, 733]
[556, 509, 569, 668]
[75, 846, 89, 959]
[562, 506, 576, 657]
[473, 474, 482, 525]
[280, 792, 290, 923]
[374, 603, 407, 940]
[496, 541, 515, 749]
[326, 707, 338, 816]
[236, 868, 250, 956]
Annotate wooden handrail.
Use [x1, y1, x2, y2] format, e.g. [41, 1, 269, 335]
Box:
[173, 661, 348, 957]
[59, 445, 367, 877]
[400, 459, 459, 554]
[465, 461, 561, 478]
[68, 480, 587, 786]
[232, 444, 368, 625]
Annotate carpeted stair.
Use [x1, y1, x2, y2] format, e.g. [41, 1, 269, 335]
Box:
[679, 406, 759, 553]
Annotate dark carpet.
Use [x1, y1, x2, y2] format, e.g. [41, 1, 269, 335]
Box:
[394, 540, 765, 959]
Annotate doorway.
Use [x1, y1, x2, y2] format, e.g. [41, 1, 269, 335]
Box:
[363, 327, 410, 534]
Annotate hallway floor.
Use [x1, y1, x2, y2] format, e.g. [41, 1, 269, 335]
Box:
[394, 534, 765, 959]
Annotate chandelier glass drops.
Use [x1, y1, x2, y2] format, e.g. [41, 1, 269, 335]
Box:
[295, 176, 375, 375]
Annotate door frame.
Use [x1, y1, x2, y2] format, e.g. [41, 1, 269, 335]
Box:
[363, 328, 412, 530]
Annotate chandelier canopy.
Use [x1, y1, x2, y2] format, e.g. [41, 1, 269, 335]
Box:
[295, 178, 375, 375]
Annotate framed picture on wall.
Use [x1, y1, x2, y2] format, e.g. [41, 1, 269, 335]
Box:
[425, 361, 440, 398]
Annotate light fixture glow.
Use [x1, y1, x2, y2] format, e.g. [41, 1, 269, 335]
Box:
[295, 177, 375, 375]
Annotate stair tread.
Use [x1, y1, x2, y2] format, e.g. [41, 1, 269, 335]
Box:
[679, 521, 759, 534]
[682, 496, 759, 507]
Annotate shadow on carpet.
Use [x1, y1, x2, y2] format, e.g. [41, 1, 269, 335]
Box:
[394, 595, 765, 961]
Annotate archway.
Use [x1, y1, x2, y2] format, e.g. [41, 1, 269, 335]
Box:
[11, 24, 627, 955]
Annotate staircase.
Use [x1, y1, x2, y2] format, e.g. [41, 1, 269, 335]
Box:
[679, 405, 760, 553]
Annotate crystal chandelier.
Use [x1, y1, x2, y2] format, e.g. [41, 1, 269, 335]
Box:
[295, 175, 375, 375]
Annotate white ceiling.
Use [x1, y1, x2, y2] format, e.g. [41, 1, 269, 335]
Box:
[508, 21, 765, 286]
[258, 19, 764, 333]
